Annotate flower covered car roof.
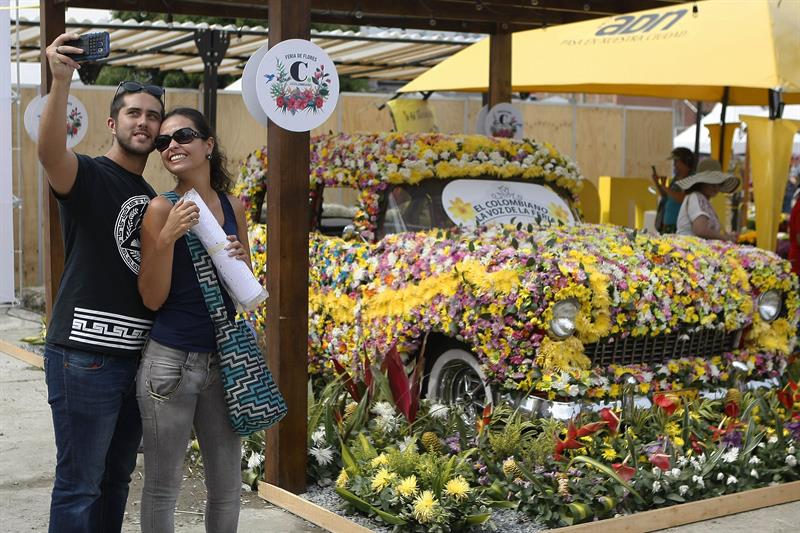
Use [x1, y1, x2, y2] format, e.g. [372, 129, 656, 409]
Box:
[236, 133, 799, 413]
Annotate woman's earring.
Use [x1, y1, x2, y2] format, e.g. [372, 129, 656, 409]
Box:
[206, 153, 212, 160]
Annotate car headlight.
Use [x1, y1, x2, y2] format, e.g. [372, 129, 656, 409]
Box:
[757, 290, 782, 322]
[550, 299, 579, 338]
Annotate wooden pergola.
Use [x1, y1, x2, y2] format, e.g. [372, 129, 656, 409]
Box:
[40, 0, 686, 494]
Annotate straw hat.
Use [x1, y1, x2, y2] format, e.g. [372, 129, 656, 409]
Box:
[675, 159, 740, 193]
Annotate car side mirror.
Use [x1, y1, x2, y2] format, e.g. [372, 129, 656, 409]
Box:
[342, 224, 357, 241]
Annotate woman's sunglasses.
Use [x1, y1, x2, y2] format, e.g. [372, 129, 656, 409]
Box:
[154, 127, 207, 153]
[114, 80, 165, 104]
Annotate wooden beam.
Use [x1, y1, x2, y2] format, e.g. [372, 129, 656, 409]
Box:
[258, 482, 373, 533]
[556, 480, 800, 532]
[488, 31, 511, 108]
[264, 0, 310, 495]
[0, 340, 44, 369]
[40, 0, 65, 320]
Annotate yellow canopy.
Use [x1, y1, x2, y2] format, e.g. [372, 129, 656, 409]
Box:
[400, 0, 800, 105]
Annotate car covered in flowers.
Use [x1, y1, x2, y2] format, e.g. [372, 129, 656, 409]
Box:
[236, 133, 799, 415]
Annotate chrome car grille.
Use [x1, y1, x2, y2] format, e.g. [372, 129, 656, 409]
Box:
[585, 329, 742, 367]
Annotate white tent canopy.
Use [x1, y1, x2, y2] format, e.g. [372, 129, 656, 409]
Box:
[674, 103, 800, 155]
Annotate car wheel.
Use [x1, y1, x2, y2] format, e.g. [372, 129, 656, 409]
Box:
[426, 349, 492, 418]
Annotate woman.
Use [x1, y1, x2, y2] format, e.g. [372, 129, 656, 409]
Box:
[675, 158, 739, 242]
[137, 108, 251, 533]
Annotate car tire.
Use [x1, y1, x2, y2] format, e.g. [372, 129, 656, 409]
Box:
[425, 348, 493, 416]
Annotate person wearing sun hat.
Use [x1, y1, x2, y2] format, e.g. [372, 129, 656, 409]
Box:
[675, 158, 740, 241]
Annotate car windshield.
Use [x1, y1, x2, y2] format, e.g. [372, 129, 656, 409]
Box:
[378, 178, 577, 237]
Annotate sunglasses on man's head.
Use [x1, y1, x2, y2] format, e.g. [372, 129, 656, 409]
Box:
[154, 127, 207, 152]
[115, 81, 165, 103]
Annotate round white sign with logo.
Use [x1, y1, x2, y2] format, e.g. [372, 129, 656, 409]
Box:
[24, 94, 89, 148]
[484, 103, 524, 139]
[241, 42, 271, 127]
[255, 39, 339, 132]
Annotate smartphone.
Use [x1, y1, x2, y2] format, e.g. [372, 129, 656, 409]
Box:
[63, 32, 110, 62]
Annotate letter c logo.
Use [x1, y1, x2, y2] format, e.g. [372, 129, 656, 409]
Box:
[290, 61, 308, 82]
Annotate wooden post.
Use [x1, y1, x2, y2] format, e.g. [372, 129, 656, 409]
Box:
[39, 0, 65, 319]
[264, 0, 310, 494]
[488, 30, 512, 108]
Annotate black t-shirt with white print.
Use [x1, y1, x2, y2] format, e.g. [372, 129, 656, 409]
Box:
[46, 154, 156, 358]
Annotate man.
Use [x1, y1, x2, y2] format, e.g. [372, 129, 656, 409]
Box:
[652, 147, 694, 233]
[37, 33, 164, 533]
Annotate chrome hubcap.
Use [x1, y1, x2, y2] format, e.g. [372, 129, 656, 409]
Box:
[435, 360, 488, 417]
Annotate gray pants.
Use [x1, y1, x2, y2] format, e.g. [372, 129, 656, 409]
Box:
[137, 339, 241, 533]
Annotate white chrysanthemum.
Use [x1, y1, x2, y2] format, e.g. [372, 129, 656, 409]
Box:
[371, 401, 395, 418]
[679, 485, 689, 496]
[375, 414, 399, 433]
[692, 475, 705, 489]
[311, 426, 326, 447]
[726, 475, 738, 485]
[786, 455, 797, 467]
[669, 468, 681, 478]
[748, 456, 761, 465]
[721, 447, 739, 463]
[309, 446, 335, 466]
[768, 435, 779, 444]
[398, 436, 416, 452]
[651, 481, 662, 493]
[651, 467, 661, 477]
[788, 446, 796, 455]
[750, 469, 759, 478]
[247, 451, 264, 470]
[717, 472, 725, 481]
[429, 403, 449, 420]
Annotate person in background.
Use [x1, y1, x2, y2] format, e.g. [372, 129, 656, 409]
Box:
[137, 108, 251, 533]
[37, 33, 164, 533]
[675, 158, 739, 242]
[652, 147, 694, 233]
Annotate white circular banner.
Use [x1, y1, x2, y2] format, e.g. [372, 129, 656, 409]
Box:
[484, 103, 524, 139]
[241, 42, 271, 127]
[255, 39, 339, 132]
[475, 104, 488, 135]
[24, 94, 88, 148]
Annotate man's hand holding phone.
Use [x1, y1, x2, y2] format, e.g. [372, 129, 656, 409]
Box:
[45, 33, 83, 80]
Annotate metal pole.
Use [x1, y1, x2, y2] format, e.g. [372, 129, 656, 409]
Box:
[693, 101, 703, 168]
[718, 86, 730, 165]
[194, 29, 230, 129]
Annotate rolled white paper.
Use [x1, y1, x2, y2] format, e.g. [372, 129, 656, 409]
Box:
[182, 188, 268, 311]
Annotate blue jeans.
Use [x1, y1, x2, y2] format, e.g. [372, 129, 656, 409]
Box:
[44, 343, 142, 533]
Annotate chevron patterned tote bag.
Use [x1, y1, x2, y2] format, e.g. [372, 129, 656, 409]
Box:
[163, 192, 287, 436]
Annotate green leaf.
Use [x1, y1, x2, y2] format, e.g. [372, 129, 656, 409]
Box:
[666, 493, 686, 503]
[339, 439, 358, 474]
[488, 500, 519, 509]
[568, 456, 644, 503]
[335, 487, 408, 525]
[465, 512, 492, 525]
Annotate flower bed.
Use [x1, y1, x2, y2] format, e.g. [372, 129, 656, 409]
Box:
[276, 359, 800, 531]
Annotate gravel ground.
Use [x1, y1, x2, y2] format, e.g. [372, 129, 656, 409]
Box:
[301, 484, 544, 532]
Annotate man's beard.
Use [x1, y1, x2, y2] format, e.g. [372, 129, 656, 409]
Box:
[116, 130, 154, 156]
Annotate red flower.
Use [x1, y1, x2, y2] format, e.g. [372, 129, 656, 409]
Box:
[724, 401, 740, 418]
[276, 96, 285, 108]
[612, 463, 636, 481]
[690, 434, 704, 454]
[315, 97, 324, 109]
[648, 453, 670, 470]
[654, 393, 679, 416]
[553, 420, 606, 460]
[599, 408, 620, 434]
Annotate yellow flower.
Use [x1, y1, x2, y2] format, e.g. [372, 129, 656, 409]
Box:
[397, 475, 418, 499]
[444, 476, 471, 501]
[336, 469, 349, 488]
[371, 468, 397, 492]
[601, 447, 617, 461]
[412, 490, 439, 524]
[371, 453, 389, 467]
[448, 197, 477, 223]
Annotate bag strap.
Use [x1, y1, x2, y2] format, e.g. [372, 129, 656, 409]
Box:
[161, 191, 232, 330]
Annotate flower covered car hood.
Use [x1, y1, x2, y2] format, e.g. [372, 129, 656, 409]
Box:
[237, 133, 799, 401]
